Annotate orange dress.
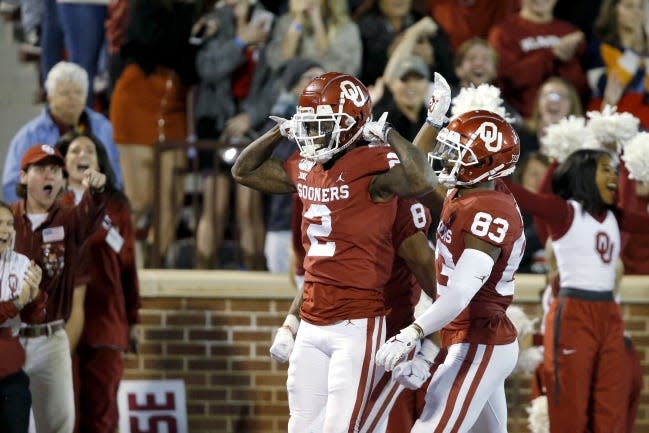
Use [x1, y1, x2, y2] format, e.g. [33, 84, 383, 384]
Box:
[110, 63, 188, 145]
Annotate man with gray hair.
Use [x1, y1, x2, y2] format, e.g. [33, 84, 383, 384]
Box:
[2, 61, 122, 203]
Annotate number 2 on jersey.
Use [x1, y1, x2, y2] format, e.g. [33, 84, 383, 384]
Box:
[304, 204, 335, 256]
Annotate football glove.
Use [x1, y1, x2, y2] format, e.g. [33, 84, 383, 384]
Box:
[362, 112, 392, 143]
[375, 324, 423, 371]
[392, 339, 439, 389]
[426, 72, 451, 128]
[269, 314, 299, 363]
[269, 115, 297, 141]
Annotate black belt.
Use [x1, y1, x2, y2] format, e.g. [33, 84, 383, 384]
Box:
[559, 287, 614, 301]
[19, 321, 65, 338]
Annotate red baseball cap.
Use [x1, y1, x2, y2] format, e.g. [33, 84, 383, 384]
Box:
[20, 144, 65, 171]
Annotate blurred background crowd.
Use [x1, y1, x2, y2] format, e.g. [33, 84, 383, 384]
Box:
[0, 0, 647, 278]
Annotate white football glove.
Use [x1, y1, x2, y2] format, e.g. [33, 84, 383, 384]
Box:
[269, 115, 297, 141]
[392, 339, 439, 389]
[426, 72, 451, 128]
[269, 314, 299, 363]
[362, 112, 392, 143]
[375, 324, 423, 371]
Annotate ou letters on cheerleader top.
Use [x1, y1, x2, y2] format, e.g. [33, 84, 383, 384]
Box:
[0, 252, 30, 302]
[553, 200, 620, 292]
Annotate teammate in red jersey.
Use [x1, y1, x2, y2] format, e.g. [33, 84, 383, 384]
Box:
[232, 71, 439, 433]
[376, 108, 525, 433]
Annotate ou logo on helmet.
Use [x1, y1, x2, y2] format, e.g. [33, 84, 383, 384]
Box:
[339, 80, 367, 108]
[476, 121, 503, 152]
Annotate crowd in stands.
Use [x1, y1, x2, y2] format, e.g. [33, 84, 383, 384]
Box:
[0, 1, 648, 432]
[0, 0, 648, 273]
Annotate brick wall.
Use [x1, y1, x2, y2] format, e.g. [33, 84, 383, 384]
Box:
[124, 271, 649, 433]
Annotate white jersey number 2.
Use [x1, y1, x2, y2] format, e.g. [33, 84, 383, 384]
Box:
[304, 204, 336, 256]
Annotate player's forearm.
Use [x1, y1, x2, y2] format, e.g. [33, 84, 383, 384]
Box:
[387, 128, 437, 195]
[232, 127, 282, 176]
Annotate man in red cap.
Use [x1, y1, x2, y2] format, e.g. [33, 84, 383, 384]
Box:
[12, 143, 108, 433]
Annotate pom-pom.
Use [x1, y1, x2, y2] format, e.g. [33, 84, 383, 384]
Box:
[515, 346, 544, 375]
[622, 131, 649, 183]
[540, 116, 600, 163]
[586, 105, 639, 153]
[506, 305, 538, 337]
[527, 396, 550, 433]
[450, 84, 513, 121]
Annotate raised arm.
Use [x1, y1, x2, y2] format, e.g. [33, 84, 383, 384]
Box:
[231, 125, 296, 194]
[369, 127, 438, 200]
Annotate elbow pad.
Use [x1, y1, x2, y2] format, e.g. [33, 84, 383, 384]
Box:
[415, 248, 494, 336]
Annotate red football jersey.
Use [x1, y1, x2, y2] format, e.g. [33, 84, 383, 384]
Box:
[435, 180, 524, 347]
[385, 198, 432, 338]
[284, 146, 399, 325]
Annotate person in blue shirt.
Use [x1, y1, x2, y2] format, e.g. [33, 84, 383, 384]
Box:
[2, 61, 122, 203]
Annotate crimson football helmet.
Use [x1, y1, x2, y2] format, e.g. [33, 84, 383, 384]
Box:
[293, 72, 372, 163]
[429, 109, 520, 187]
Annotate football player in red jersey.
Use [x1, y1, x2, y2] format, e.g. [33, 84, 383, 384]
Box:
[376, 109, 525, 433]
[232, 71, 441, 433]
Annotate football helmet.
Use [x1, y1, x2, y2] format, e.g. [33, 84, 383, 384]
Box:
[429, 109, 520, 187]
[293, 72, 372, 164]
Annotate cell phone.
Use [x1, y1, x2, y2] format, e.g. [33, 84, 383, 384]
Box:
[250, 9, 274, 32]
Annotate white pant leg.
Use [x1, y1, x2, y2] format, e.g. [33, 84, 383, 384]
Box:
[323, 317, 385, 433]
[412, 341, 518, 433]
[288, 318, 385, 433]
[264, 230, 291, 273]
[21, 330, 75, 433]
[288, 321, 331, 433]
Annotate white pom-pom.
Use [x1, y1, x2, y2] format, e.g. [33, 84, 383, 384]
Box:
[515, 346, 544, 375]
[586, 105, 639, 153]
[622, 132, 649, 182]
[540, 116, 600, 163]
[527, 396, 550, 433]
[506, 305, 538, 337]
[450, 84, 513, 121]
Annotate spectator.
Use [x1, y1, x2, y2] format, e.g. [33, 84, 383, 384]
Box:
[374, 55, 430, 141]
[109, 0, 203, 267]
[0, 200, 45, 433]
[451, 37, 522, 125]
[267, 0, 362, 75]
[192, 0, 276, 270]
[55, 130, 141, 433]
[263, 58, 325, 273]
[40, 0, 66, 90]
[429, 0, 520, 52]
[13, 144, 107, 433]
[377, 108, 524, 432]
[2, 61, 122, 204]
[505, 149, 649, 433]
[511, 151, 550, 274]
[488, 0, 588, 119]
[518, 76, 584, 159]
[357, 1, 454, 86]
[585, 0, 649, 127]
[231, 71, 437, 432]
[56, 0, 109, 106]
